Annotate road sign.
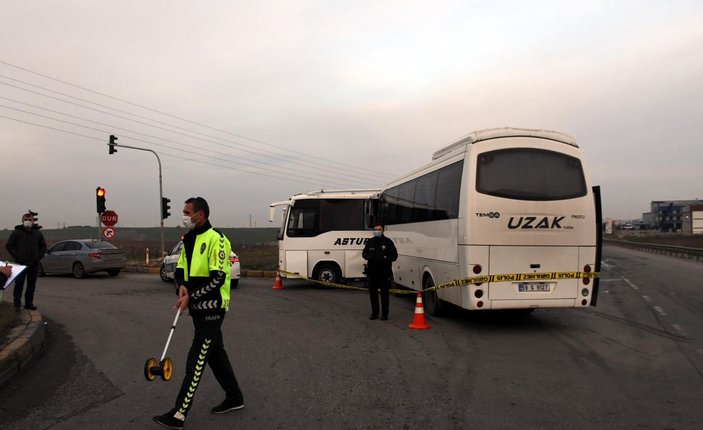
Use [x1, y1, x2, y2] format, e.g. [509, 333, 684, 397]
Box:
[102, 227, 116, 241]
[101, 210, 118, 227]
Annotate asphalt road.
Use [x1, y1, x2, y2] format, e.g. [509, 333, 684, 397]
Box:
[1, 244, 702, 430]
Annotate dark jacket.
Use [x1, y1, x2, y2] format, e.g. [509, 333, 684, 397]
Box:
[362, 235, 398, 278]
[6, 225, 47, 266]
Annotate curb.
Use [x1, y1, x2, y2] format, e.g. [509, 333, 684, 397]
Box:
[0, 309, 46, 388]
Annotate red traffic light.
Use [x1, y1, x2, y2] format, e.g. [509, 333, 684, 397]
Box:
[96, 187, 107, 214]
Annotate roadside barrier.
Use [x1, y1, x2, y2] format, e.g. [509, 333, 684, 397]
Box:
[275, 269, 599, 295]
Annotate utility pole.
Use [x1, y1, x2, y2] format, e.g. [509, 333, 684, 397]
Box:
[108, 135, 167, 257]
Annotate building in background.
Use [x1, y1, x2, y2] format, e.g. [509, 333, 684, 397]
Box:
[642, 199, 703, 232]
[682, 204, 703, 235]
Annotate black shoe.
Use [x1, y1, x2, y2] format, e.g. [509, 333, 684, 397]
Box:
[153, 409, 185, 429]
[380, 315, 388, 321]
[25, 305, 37, 311]
[369, 314, 378, 320]
[211, 398, 244, 414]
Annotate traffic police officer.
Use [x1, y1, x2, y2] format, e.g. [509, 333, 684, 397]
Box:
[153, 197, 243, 429]
[362, 224, 398, 320]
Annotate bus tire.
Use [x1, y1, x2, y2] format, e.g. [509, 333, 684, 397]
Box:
[313, 263, 342, 285]
[423, 276, 444, 316]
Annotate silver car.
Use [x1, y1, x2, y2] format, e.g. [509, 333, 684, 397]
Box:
[40, 239, 127, 278]
[160, 241, 241, 290]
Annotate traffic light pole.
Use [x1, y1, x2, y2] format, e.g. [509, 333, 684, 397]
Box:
[109, 142, 166, 257]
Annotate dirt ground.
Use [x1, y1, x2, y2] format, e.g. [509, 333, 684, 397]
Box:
[0, 300, 20, 346]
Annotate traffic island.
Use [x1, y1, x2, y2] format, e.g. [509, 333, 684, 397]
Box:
[0, 309, 46, 387]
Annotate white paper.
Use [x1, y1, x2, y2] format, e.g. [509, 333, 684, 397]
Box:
[1, 262, 27, 290]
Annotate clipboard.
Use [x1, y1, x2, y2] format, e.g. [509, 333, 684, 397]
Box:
[1, 262, 27, 290]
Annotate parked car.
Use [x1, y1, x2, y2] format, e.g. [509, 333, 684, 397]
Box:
[39, 239, 127, 278]
[160, 241, 241, 290]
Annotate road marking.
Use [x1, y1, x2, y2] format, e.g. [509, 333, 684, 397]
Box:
[698, 349, 703, 357]
[601, 260, 613, 269]
[671, 324, 688, 337]
[654, 306, 668, 316]
[622, 277, 639, 291]
[642, 295, 651, 302]
[599, 279, 619, 283]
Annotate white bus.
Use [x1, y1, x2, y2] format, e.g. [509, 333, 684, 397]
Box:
[269, 189, 381, 284]
[380, 128, 602, 314]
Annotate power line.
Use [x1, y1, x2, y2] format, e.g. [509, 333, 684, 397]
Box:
[0, 76, 391, 184]
[0, 113, 363, 189]
[0, 61, 396, 179]
[0, 97, 381, 187]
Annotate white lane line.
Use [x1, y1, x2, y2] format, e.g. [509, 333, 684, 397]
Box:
[599, 279, 619, 283]
[671, 324, 688, 337]
[654, 306, 668, 316]
[601, 261, 613, 269]
[622, 277, 639, 291]
[642, 295, 651, 303]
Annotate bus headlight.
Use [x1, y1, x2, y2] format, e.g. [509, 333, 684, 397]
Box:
[474, 289, 484, 299]
[581, 288, 589, 297]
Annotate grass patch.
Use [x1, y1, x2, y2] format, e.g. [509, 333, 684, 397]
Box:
[236, 245, 278, 270]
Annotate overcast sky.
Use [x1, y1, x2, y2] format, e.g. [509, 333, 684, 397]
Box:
[2, 1, 702, 230]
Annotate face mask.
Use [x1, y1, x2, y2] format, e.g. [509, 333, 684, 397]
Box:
[23, 220, 33, 228]
[182, 215, 195, 230]
[373, 231, 382, 238]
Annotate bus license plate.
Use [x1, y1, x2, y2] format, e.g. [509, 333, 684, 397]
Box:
[518, 282, 551, 292]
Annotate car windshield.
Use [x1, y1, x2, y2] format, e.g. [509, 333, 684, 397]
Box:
[84, 240, 118, 250]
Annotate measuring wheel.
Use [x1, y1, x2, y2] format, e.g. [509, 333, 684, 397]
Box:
[143, 309, 181, 383]
[144, 357, 174, 381]
[144, 357, 158, 381]
[159, 357, 174, 381]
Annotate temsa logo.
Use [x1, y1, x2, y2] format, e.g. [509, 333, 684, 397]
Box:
[475, 212, 500, 218]
[507, 216, 565, 229]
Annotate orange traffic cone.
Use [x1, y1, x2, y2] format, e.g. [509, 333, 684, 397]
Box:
[272, 272, 284, 290]
[408, 292, 431, 330]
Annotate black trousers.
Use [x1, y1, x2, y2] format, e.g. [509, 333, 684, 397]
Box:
[175, 313, 242, 415]
[14, 263, 39, 307]
[368, 275, 391, 317]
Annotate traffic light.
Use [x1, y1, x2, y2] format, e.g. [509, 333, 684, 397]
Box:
[161, 197, 171, 220]
[96, 187, 106, 214]
[109, 135, 118, 155]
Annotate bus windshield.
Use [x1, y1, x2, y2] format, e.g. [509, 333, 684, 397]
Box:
[476, 148, 587, 201]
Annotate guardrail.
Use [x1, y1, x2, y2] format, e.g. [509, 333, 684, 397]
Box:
[605, 239, 703, 261]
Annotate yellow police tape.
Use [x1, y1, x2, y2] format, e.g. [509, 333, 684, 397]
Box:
[276, 269, 599, 295]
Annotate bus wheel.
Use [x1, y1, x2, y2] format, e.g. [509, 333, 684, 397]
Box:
[423, 276, 444, 316]
[313, 263, 342, 285]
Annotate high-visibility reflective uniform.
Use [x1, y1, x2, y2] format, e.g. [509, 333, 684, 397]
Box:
[172, 221, 242, 418]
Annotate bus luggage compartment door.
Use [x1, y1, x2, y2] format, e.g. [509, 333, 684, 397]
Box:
[488, 246, 578, 301]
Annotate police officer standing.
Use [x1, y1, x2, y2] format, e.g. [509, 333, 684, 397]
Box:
[6, 212, 46, 311]
[153, 197, 243, 429]
[362, 224, 398, 320]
